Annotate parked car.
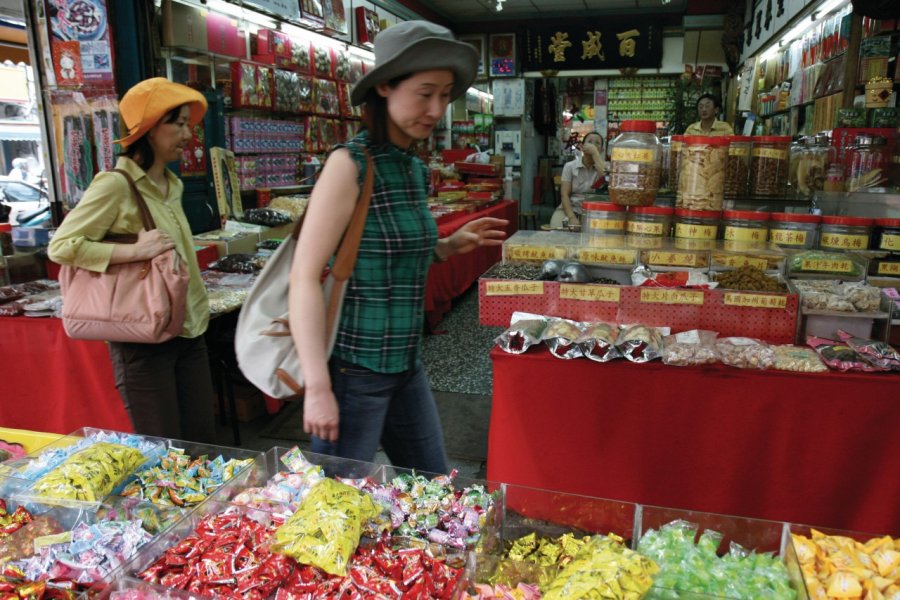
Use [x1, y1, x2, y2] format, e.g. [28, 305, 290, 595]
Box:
[0, 176, 50, 226]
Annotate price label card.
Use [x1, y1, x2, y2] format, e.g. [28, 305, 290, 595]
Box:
[724, 293, 788, 309]
[485, 281, 545, 296]
[647, 251, 704, 267]
[576, 248, 636, 265]
[639, 289, 704, 305]
[877, 262, 900, 276]
[713, 256, 769, 270]
[800, 259, 853, 273]
[505, 245, 566, 261]
[559, 284, 621, 302]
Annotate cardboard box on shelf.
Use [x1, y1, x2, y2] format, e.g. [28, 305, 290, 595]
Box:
[259, 221, 296, 241]
[194, 231, 259, 258]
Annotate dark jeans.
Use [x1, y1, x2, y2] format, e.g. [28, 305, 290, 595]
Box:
[311, 357, 449, 474]
[108, 336, 217, 444]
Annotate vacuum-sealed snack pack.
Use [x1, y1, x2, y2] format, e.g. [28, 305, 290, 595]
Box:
[616, 324, 666, 363]
[542, 318, 584, 359]
[495, 312, 547, 354]
[662, 330, 720, 366]
[806, 336, 883, 372]
[836, 330, 900, 370]
[716, 337, 775, 370]
[578, 322, 621, 362]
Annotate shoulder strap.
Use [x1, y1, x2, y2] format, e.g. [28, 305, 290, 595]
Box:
[112, 168, 157, 230]
[291, 149, 375, 282]
[101, 169, 157, 243]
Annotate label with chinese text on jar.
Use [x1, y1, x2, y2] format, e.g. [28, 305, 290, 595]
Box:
[879, 234, 900, 251]
[675, 223, 717, 240]
[611, 148, 655, 163]
[724, 226, 767, 242]
[588, 218, 625, 231]
[559, 284, 621, 302]
[627, 221, 664, 235]
[770, 228, 808, 246]
[752, 147, 786, 160]
[728, 146, 749, 157]
[724, 293, 788, 309]
[819, 233, 869, 250]
[714, 255, 769, 270]
[646, 251, 705, 267]
[485, 281, 545, 296]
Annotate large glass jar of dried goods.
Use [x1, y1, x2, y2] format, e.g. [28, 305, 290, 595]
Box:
[724, 136, 752, 199]
[750, 136, 791, 198]
[676, 135, 729, 211]
[788, 137, 807, 197]
[846, 135, 889, 192]
[608, 120, 662, 206]
[795, 134, 834, 199]
[670, 134, 684, 196]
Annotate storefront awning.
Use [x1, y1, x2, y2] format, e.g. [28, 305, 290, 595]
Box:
[0, 122, 40, 141]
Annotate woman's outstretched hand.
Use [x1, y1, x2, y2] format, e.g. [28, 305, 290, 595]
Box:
[438, 217, 509, 260]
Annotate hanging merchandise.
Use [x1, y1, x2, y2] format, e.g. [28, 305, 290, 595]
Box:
[52, 92, 95, 210]
[47, 0, 115, 85]
[90, 96, 119, 173]
[322, 0, 348, 35]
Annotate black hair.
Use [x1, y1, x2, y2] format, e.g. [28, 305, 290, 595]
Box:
[696, 94, 722, 110]
[119, 105, 185, 171]
[360, 73, 414, 146]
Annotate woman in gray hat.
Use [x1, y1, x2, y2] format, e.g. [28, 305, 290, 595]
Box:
[289, 21, 508, 473]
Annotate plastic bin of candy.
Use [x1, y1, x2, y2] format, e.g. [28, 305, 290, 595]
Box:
[107, 438, 264, 512]
[709, 240, 786, 274]
[786, 523, 899, 600]
[8, 428, 169, 511]
[0, 478, 177, 598]
[502, 230, 580, 264]
[468, 482, 640, 596]
[215, 446, 382, 511]
[636, 505, 805, 600]
[0, 427, 64, 456]
[792, 279, 894, 342]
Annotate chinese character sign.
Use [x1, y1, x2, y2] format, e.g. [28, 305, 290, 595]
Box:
[524, 24, 662, 71]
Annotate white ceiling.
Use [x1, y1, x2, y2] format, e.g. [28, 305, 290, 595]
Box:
[415, 0, 688, 22]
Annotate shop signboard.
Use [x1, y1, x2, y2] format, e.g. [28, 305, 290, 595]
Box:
[244, 0, 301, 21]
[522, 24, 662, 71]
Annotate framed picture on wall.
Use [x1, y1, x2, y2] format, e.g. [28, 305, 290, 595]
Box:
[489, 33, 516, 77]
[459, 34, 486, 77]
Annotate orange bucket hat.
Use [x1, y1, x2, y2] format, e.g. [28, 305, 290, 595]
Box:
[114, 78, 208, 148]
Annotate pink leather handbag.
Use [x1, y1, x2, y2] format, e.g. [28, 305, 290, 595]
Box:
[59, 169, 190, 344]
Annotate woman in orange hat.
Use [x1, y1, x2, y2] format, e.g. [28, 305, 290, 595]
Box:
[289, 21, 508, 473]
[49, 78, 217, 443]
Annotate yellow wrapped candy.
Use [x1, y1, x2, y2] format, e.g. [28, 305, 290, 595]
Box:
[270, 478, 380, 576]
[31, 442, 146, 502]
[792, 530, 900, 599]
[542, 534, 658, 600]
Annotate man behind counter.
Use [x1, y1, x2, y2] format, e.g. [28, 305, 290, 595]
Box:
[684, 94, 734, 136]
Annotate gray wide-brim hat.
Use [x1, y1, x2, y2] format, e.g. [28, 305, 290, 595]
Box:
[350, 20, 479, 106]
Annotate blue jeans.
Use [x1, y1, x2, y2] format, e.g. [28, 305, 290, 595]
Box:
[311, 357, 449, 474]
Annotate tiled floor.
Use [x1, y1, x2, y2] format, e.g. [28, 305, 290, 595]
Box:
[218, 287, 497, 480]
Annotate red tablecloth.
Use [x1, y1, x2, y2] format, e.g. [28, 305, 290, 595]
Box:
[488, 346, 900, 535]
[0, 317, 132, 434]
[425, 200, 518, 329]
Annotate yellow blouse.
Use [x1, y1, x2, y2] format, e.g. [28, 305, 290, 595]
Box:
[48, 157, 208, 338]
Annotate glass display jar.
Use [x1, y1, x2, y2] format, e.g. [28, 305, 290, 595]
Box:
[721, 210, 770, 243]
[724, 136, 752, 199]
[677, 135, 729, 211]
[608, 120, 662, 206]
[627, 206, 674, 238]
[581, 201, 627, 247]
[819, 215, 874, 251]
[670, 134, 684, 197]
[749, 136, 791, 198]
[787, 137, 807, 197]
[794, 134, 834, 199]
[673, 208, 720, 250]
[846, 135, 890, 192]
[875, 218, 900, 252]
[769, 212, 821, 249]
[824, 164, 845, 192]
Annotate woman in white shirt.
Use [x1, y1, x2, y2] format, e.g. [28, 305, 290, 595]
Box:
[551, 131, 605, 228]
